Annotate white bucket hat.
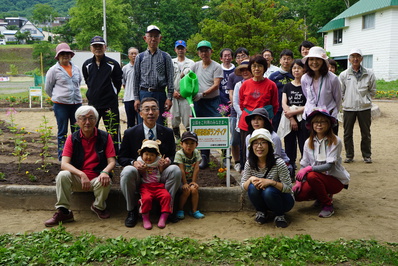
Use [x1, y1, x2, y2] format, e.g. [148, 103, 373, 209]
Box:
[301, 46, 328, 65]
[248, 128, 274, 150]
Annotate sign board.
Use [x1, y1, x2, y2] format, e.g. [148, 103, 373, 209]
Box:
[29, 86, 43, 108]
[0, 77, 10, 82]
[190, 117, 232, 187]
[190, 117, 230, 149]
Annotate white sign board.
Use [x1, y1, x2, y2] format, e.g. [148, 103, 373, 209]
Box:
[190, 117, 230, 149]
[190, 117, 232, 187]
[29, 86, 43, 108]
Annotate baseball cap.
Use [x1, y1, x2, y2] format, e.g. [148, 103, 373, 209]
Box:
[146, 25, 161, 33]
[181, 131, 198, 143]
[349, 48, 363, 57]
[175, 40, 187, 48]
[197, 40, 212, 50]
[90, 36, 106, 45]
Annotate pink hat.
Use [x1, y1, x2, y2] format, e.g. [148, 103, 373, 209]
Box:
[55, 43, 75, 60]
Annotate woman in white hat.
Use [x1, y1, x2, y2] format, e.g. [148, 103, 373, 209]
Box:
[45, 43, 82, 160]
[241, 128, 294, 228]
[301, 46, 342, 135]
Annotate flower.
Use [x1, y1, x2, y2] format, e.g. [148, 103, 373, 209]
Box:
[26, 171, 29, 174]
[162, 111, 173, 119]
[217, 104, 230, 117]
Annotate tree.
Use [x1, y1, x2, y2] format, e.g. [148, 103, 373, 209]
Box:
[187, 0, 306, 61]
[69, 0, 133, 52]
[32, 42, 57, 72]
[6, 25, 19, 30]
[52, 22, 77, 45]
[278, 0, 360, 45]
[32, 4, 58, 25]
[127, 0, 207, 55]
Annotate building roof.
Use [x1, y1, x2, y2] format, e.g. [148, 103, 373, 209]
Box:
[318, 0, 398, 32]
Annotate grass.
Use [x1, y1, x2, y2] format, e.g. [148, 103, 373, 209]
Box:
[0, 45, 39, 74]
[0, 226, 397, 265]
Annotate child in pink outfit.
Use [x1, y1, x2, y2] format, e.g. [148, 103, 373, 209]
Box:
[137, 139, 172, 230]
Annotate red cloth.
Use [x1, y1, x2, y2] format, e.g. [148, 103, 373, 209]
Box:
[294, 171, 344, 206]
[139, 182, 172, 214]
[62, 128, 116, 180]
[238, 78, 279, 131]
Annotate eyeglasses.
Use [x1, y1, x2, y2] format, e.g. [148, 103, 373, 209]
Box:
[252, 140, 268, 147]
[313, 121, 328, 125]
[78, 116, 96, 122]
[236, 55, 248, 59]
[141, 107, 159, 113]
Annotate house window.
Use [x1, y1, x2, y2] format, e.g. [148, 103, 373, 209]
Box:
[333, 29, 343, 44]
[362, 55, 373, 68]
[363, 13, 375, 29]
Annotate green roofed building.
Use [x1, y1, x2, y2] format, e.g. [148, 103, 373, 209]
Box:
[318, 0, 398, 81]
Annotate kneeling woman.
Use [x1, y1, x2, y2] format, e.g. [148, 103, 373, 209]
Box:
[241, 128, 294, 228]
[294, 109, 350, 218]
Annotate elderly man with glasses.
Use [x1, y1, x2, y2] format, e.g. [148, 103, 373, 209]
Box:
[119, 97, 181, 227]
[44, 105, 116, 227]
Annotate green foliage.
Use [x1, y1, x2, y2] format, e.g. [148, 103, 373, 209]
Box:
[187, 0, 306, 61]
[32, 42, 57, 72]
[0, 0, 75, 17]
[32, 4, 58, 24]
[9, 64, 18, 75]
[0, 227, 397, 265]
[35, 115, 54, 170]
[69, 0, 133, 52]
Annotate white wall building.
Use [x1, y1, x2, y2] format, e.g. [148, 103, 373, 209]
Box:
[318, 0, 398, 81]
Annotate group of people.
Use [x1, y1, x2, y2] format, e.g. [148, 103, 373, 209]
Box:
[44, 24, 376, 229]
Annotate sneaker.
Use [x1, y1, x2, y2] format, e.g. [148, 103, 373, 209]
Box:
[319, 205, 334, 218]
[176, 210, 185, 220]
[344, 158, 354, 163]
[190, 210, 205, 219]
[91, 204, 110, 219]
[363, 157, 372, 163]
[274, 215, 288, 228]
[44, 210, 74, 227]
[255, 211, 267, 224]
[234, 163, 241, 173]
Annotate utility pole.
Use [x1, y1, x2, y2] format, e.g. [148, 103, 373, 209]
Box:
[102, 0, 107, 44]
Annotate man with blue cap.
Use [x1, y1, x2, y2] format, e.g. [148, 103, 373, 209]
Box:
[170, 40, 195, 140]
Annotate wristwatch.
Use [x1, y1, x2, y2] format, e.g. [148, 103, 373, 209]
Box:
[203, 92, 207, 97]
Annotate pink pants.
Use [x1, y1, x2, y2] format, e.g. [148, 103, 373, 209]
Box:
[139, 182, 172, 214]
[295, 172, 344, 206]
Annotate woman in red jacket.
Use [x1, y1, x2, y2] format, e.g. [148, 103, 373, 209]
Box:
[238, 55, 279, 166]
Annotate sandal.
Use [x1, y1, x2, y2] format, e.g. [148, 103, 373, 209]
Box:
[190, 210, 205, 219]
[176, 210, 185, 220]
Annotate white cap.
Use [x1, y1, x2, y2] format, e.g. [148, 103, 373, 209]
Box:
[146, 25, 161, 33]
[349, 48, 363, 57]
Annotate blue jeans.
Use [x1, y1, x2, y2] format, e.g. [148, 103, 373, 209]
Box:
[139, 90, 167, 125]
[53, 103, 82, 160]
[247, 183, 294, 216]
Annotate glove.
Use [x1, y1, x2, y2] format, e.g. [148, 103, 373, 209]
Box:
[292, 181, 303, 195]
[295, 166, 312, 181]
[193, 93, 203, 102]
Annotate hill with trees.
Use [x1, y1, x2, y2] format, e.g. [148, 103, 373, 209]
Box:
[0, 0, 75, 18]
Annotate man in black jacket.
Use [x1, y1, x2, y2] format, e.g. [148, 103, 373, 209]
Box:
[44, 106, 116, 227]
[82, 36, 123, 153]
[119, 97, 181, 227]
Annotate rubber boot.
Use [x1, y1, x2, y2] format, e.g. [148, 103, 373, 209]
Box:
[142, 213, 152, 230]
[158, 212, 169, 229]
[173, 128, 180, 141]
[199, 154, 208, 169]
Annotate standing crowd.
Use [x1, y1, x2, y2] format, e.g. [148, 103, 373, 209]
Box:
[44, 25, 376, 229]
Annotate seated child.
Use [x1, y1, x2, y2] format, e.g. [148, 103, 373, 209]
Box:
[137, 139, 172, 230]
[174, 131, 205, 219]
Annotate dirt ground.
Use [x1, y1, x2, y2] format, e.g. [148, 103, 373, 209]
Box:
[0, 101, 397, 243]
